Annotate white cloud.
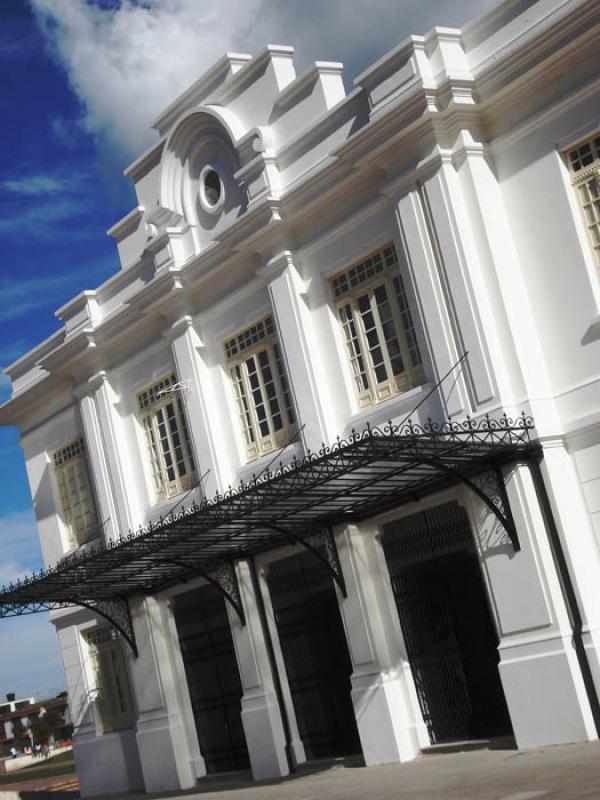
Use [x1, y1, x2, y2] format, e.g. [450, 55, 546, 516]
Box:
[31, 0, 497, 161]
[4, 175, 71, 196]
[50, 115, 82, 149]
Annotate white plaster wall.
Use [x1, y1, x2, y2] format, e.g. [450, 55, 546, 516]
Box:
[572, 434, 600, 549]
[494, 87, 600, 409]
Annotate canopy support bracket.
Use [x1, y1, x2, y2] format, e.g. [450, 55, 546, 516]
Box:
[266, 523, 347, 598]
[155, 558, 246, 625]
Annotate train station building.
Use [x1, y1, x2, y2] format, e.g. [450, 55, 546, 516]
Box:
[1, 0, 599, 795]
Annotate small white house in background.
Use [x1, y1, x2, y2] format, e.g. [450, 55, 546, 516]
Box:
[1, 0, 600, 796]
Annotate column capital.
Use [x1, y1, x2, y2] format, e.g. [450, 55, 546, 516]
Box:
[258, 249, 296, 282]
[87, 370, 109, 393]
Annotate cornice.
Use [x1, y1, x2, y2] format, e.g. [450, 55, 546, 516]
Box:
[123, 138, 165, 181]
[274, 61, 344, 111]
[472, 0, 599, 99]
[209, 45, 295, 107]
[152, 52, 252, 136]
[106, 205, 145, 241]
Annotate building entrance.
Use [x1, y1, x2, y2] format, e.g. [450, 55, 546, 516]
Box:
[173, 584, 250, 773]
[381, 502, 512, 744]
[267, 551, 361, 760]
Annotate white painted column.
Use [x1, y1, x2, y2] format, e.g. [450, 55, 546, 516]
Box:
[87, 371, 137, 536]
[78, 387, 119, 543]
[130, 596, 205, 793]
[336, 523, 423, 764]
[227, 561, 289, 779]
[255, 558, 307, 766]
[396, 190, 469, 418]
[468, 463, 597, 747]
[263, 251, 333, 453]
[538, 441, 600, 699]
[169, 315, 235, 495]
[420, 164, 499, 408]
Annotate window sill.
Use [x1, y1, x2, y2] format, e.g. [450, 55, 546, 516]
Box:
[236, 440, 305, 485]
[145, 484, 203, 525]
[344, 381, 437, 435]
[582, 315, 600, 345]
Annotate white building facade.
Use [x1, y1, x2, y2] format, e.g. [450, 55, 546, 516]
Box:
[1, 0, 600, 795]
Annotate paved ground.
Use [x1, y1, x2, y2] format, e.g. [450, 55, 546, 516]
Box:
[4, 740, 599, 799]
[132, 740, 600, 800]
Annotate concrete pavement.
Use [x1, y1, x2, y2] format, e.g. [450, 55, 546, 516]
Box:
[112, 740, 600, 800]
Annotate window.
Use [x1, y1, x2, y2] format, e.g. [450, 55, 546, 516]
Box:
[137, 374, 197, 502]
[331, 243, 425, 407]
[566, 134, 600, 269]
[53, 438, 99, 550]
[224, 316, 297, 461]
[86, 627, 135, 734]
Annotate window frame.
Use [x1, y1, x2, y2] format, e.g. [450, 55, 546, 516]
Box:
[52, 437, 99, 551]
[331, 243, 425, 409]
[224, 316, 297, 462]
[137, 374, 197, 503]
[85, 627, 136, 734]
[565, 134, 600, 273]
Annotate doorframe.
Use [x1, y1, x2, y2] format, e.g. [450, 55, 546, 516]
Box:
[155, 577, 231, 779]
[367, 484, 508, 747]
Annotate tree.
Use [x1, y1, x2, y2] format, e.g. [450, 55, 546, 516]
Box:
[31, 710, 63, 747]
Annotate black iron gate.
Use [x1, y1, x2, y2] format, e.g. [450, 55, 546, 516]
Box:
[173, 584, 250, 773]
[381, 502, 512, 744]
[267, 551, 361, 760]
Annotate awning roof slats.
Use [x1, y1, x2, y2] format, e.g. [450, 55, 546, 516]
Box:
[0, 414, 539, 619]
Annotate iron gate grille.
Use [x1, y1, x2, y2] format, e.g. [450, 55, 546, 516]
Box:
[173, 584, 250, 773]
[382, 502, 512, 744]
[267, 551, 361, 760]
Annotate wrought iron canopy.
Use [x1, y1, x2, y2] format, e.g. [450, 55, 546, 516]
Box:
[0, 414, 539, 653]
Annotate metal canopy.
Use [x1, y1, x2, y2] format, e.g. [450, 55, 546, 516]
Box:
[0, 414, 539, 656]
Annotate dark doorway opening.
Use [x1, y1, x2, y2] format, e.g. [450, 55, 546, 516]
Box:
[381, 501, 512, 745]
[267, 551, 361, 760]
[173, 584, 250, 773]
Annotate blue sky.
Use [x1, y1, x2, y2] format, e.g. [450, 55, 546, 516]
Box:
[0, 0, 496, 703]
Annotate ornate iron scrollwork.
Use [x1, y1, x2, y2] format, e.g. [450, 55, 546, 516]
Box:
[86, 597, 138, 657]
[305, 526, 347, 598]
[265, 523, 347, 598]
[464, 464, 520, 551]
[207, 562, 246, 626]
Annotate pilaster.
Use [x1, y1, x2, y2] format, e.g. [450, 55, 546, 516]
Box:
[262, 251, 332, 454]
[130, 595, 205, 793]
[78, 389, 119, 543]
[226, 561, 289, 779]
[87, 371, 136, 535]
[336, 523, 423, 764]
[168, 315, 234, 496]
[537, 441, 600, 700]
[395, 190, 468, 418]
[468, 463, 597, 747]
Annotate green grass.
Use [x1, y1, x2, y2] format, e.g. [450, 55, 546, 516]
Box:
[0, 751, 76, 785]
